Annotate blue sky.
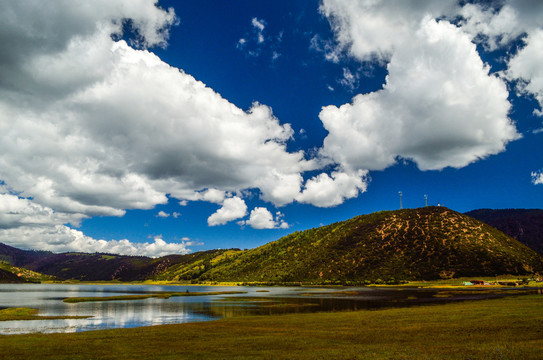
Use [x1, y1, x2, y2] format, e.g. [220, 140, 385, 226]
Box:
[0, 0, 542, 256]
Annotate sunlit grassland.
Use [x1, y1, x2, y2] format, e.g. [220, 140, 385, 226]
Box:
[394, 276, 543, 288]
[1, 295, 542, 359]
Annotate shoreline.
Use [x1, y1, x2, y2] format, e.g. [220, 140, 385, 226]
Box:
[0, 294, 541, 359]
[33, 276, 543, 289]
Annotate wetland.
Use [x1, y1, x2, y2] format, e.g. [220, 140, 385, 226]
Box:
[1, 283, 540, 335]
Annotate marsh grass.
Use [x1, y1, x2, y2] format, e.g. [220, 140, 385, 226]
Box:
[212, 297, 274, 302]
[0, 308, 90, 321]
[395, 276, 543, 288]
[62, 290, 247, 303]
[1, 295, 542, 359]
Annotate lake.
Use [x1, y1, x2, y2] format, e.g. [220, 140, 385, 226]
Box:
[0, 283, 538, 335]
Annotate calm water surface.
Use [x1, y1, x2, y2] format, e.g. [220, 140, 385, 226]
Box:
[0, 284, 538, 334]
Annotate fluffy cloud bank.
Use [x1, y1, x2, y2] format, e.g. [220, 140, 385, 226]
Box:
[0, 225, 191, 258]
[0, 1, 318, 254]
[318, 1, 519, 173]
[458, 1, 543, 52]
[507, 29, 543, 115]
[456, 1, 543, 116]
[2, 39, 307, 215]
[319, 0, 456, 62]
[0, 0, 538, 255]
[0, 193, 72, 229]
[0, 193, 189, 257]
[455, 1, 543, 180]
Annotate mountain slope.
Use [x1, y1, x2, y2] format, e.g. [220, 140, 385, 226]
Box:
[0, 243, 192, 281]
[176, 207, 543, 283]
[0, 268, 25, 283]
[0, 243, 51, 267]
[152, 249, 242, 282]
[0, 261, 56, 283]
[23, 250, 236, 281]
[2, 207, 542, 283]
[466, 209, 543, 255]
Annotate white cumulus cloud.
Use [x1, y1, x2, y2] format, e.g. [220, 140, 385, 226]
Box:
[156, 211, 170, 218]
[0, 225, 190, 258]
[242, 207, 289, 229]
[506, 29, 543, 114]
[199, 189, 227, 204]
[318, 2, 519, 172]
[455, 1, 543, 114]
[2, 0, 538, 254]
[297, 170, 368, 208]
[531, 171, 543, 185]
[252, 17, 266, 43]
[319, 0, 457, 63]
[457, 1, 543, 51]
[0, 193, 190, 257]
[0, 193, 79, 229]
[207, 196, 248, 226]
[453, 1, 543, 181]
[0, 1, 321, 253]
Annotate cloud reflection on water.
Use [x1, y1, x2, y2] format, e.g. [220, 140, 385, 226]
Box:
[1, 284, 538, 334]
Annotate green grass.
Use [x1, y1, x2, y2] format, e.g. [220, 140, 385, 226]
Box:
[363, 276, 543, 289]
[62, 291, 247, 303]
[212, 297, 274, 302]
[0, 308, 90, 321]
[1, 295, 542, 359]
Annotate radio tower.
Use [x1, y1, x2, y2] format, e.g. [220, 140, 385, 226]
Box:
[399, 191, 403, 210]
[424, 194, 428, 207]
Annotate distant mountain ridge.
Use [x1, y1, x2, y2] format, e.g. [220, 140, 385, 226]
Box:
[466, 209, 543, 255]
[0, 242, 208, 282]
[1, 207, 542, 284]
[0, 242, 51, 267]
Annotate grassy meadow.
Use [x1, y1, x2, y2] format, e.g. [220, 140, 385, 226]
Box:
[0, 294, 542, 359]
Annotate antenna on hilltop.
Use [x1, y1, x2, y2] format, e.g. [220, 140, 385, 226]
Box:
[424, 194, 428, 207]
[398, 191, 403, 210]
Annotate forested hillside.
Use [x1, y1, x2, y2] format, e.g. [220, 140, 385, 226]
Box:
[157, 207, 543, 283]
[2, 207, 542, 284]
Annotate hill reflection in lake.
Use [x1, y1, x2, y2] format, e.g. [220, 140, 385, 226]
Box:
[0, 284, 538, 334]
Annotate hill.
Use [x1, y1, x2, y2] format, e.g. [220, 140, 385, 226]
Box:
[2, 207, 542, 284]
[0, 268, 26, 283]
[466, 209, 543, 255]
[0, 261, 56, 283]
[0, 244, 57, 282]
[157, 207, 543, 284]
[0, 242, 236, 282]
[22, 249, 235, 281]
[0, 243, 51, 267]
